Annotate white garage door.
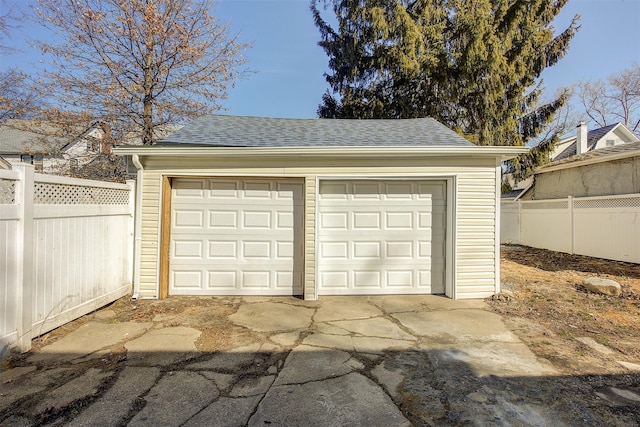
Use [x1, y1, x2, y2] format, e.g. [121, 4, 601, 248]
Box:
[169, 178, 304, 295]
[318, 180, 446, 295]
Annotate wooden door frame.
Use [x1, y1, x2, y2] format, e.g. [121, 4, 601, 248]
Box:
[158, 175, 172, 299]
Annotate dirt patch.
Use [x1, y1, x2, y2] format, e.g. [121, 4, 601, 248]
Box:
[491, 245, 640, 373]
[485, 245, 640, 425]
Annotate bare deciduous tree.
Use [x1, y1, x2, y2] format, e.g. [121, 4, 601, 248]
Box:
[0, 69, 37, 123]
[576, 64, 640, 133]
[0, 1, 37, 122]
[34, 0, 248, 145]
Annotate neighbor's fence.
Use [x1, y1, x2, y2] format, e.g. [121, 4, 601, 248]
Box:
[501, 194, 640, 263]
[1, 164, 134, 352]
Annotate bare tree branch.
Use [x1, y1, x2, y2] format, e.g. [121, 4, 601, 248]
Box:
[33, 0, 249, 145]
[576, 63, 640, 133]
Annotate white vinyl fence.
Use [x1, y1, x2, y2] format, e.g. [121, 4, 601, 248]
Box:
[1, 164, 134, 353]
[501, 194, 640, 263]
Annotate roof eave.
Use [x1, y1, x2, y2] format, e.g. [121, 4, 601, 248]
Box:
[113, 145, 528, 161]
[536, 149, 640, 174]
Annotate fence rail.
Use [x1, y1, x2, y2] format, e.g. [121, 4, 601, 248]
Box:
[501, 193, 640, 263]
[1, 165, 134, 353]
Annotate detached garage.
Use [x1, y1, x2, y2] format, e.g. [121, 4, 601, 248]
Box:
[115, 115, 525, 300]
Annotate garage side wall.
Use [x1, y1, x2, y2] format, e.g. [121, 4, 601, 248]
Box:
[455, 168, 499, 298]
[139, 170, 161, 298]
[135, 157, 499, 299]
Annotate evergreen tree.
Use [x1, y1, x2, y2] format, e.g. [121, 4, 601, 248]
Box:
[312, 0, 580, 179]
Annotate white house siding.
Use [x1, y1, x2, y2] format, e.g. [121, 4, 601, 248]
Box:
[304, 177, 317, 300]
[135, 157, 500, 299]
[139, 170, 161, 298]
[455, 169, 499, 298]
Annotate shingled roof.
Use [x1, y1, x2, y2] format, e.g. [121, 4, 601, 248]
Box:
[158, 115, 475, 147]
[541, 140, 640, 169]
[553, 123, 620, 161]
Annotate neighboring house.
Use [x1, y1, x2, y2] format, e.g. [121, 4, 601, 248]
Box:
[551, 121, 640, 161]
[504, 121, 640, 198]
[523, 140, 640, 200]
[0, 120, 109, 175]
[115, 115, 525, 301]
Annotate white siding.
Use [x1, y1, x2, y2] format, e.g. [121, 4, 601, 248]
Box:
[455, 170, 499, 298]
[136, 157, 501, 299]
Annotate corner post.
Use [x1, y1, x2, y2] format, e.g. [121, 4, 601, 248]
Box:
[15, 164, 35, 352]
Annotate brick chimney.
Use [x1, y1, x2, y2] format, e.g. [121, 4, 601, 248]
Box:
[576, 121, 588, 155]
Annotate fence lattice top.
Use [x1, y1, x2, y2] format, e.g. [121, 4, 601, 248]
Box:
[0, 179, 15, 204]
[574, 196, 640, 209]
[521, 200, 569, 210]
[35, 182, 129, 205]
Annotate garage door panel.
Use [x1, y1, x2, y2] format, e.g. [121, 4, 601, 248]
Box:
[173, 210, 204, 228]
[318, 179, 446, 295]
[170, 178, 303, 296]
[173, 240, 204, 258]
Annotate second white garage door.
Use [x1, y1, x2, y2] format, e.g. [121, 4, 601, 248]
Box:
[317, 180, 447, 295]
[169, 178, 304, 296]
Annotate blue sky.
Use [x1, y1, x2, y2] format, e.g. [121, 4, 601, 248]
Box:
[1, 0, 639, 119]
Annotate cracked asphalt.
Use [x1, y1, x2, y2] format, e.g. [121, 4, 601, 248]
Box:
[0, 295, 616, 426]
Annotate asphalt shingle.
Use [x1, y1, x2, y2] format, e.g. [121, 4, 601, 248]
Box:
[158, 115, 475, 148]
[553, 123, 620, 161]
[541, 140, 640, 169]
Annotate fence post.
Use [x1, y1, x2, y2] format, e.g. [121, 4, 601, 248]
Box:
[568, 196, 574, 255]
[126, 179, 135, 292]
[15, 164, 35, 352]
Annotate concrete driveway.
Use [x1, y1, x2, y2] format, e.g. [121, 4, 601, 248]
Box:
[1, 296, 564, 426]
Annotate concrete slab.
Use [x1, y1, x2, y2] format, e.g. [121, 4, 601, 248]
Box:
[200, 372, 235, 391]
[269, 331, 301, 347]
[314, 323, 350, 336]
[249, 373, 411, 427]
[0, 415, 32, 426]
[575, 337, 615, 355]
[127, 371, 219, 427]
[617, 361, 640, 372]
[183, 396, 262, 427]
[313, 297, 382, 322]
[35, 368, 113, 414]
[229, 302, 314, 332]
[29, 322, 152, 363]
[302, 333, 354, 352]
[0, 367, 88, 413]
[352, 336, 415, 354]
[93, 309, 117, 320]
[392, 309, 520, 344]
[125, 326, 201, 366]
[329, 317, 417, 340]
[229, 375, 275, 397]
[186, 345, 260, 371]
[422, 342, 559, 377]
[371, 361, 405, 399]
[0, 366, 37, 384]
[371, 295, 487, 313]
[66, 367, 161, 427]
[274, 345, 357, 386]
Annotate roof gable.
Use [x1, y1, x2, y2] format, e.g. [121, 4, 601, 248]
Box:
[553, 123, 639, 161]
[0, 119, 105, 155]
[158, 115, 475, 148]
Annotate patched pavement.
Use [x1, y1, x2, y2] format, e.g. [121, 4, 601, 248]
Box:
[0, 295, 576, 426]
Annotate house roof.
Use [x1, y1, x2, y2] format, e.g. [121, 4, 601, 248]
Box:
[158, 115, 475, 147]
[0, 121, 57, 154]
[553, 123, 636, 161]
[0, 119, 104, 155]
[538, 140, 640, 173]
